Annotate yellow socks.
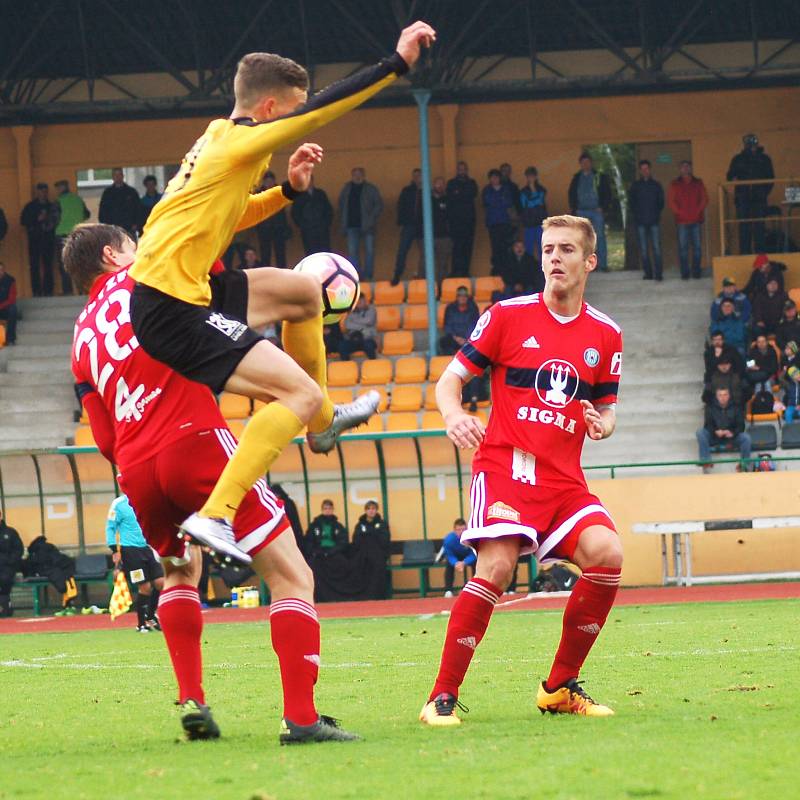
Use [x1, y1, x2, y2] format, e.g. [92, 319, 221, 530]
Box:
[282, 315, 335, 434]
[200, 402, 304, 520]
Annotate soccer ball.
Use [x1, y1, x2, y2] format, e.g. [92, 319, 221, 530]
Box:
[294, 252, 361, 324]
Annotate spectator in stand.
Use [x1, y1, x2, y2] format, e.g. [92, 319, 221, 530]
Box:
[743, 254, 786, 301]
[667, 160, 708, 280]
[713, 298, 748, 356]
[703, 354, 747, 408]
[351, 500, 390, 553]
[0, 509, 24, 617]
[441, 518, 476, 598]
[54, 179, 90, 295]
[303, 499, 348, 558]
[139, 175, 162, 227]
[290, 175, 333, 255]
[239, 246, 264, 269]
[568, 152, 612, 272]
[781, 342, 800, 422]
[711, 277, 752, 326]
[705, 330, 745, 382]
[0, 261, 18, 345]
[23, 534, 78, 615]
[501, 239, 544, 294]
[391, 168, 422, 286]
[446, 161, 478, 277]
[751, 277, 787, 336]
[746, 333, 779, 391]
[499, 162, 521, 211]
[256, 171, 291, 267]
[519, 166, 547, 260]
[339, 293, 377, 360]
[775, 300, 800, 350]
[20, 182, 59, 297]
[628, 159, 665, 281]
[323, 322, 342, 358]
[726, 134, 774, 255]
[482, 169, 516, 275]
[431, 176, 452, 284]
[440, 285, 480, 355]
[98, 168, 141, 237]
[696, 387, 751, 473]
[338, 167, 383, 280]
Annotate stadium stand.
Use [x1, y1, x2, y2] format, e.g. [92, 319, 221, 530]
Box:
[218, 393, 251, 419]
[373, 281, 405, 305]
[406, 279, 432, 304]
[360, 358, 393, 385]
[390, 385, 423, 412]
[403, 304, 429, 330]
[376, 306, 402, 331]
[381, 330, 414, 355]
[328, 360, 359, 386]
[394, 356, 427, 383]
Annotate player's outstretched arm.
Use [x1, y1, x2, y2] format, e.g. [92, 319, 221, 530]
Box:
[437, 370, 485, 449]
[581, 400, 616, 441]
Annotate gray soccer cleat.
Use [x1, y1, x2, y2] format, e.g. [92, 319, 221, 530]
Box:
[279, 715, 361, 744]
[306, 390, 380, 454]
[178, 513, 252, 565]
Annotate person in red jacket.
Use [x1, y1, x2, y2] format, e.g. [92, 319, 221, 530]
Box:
[667, 160, 709, 280]
[0, 261, 17, 345]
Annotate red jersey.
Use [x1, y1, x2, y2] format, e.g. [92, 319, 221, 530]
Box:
[455, 293, 623, 490]
[71, 267, 226, 468]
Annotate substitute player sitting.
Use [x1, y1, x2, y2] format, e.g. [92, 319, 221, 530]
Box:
[66, 224, 358, 744]
[128, 21, 436, 560]
[420, 215, 624, 724]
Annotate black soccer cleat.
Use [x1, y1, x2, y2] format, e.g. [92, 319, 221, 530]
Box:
[279, 714, 361, 744]
[179, 698, 221, 740]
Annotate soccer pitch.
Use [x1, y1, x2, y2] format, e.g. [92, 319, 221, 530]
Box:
[1, 599, 797, 800]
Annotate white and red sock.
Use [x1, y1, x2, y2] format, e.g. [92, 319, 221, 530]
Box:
[546, 565, 621, 690]
[158, 584, 204, 704]
[269, 598, 320, 725]
[430, 577, 502, 701]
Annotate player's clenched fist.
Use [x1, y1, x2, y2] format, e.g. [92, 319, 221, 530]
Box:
[444, 410, 485, 450]
[395, 21, 437, 67]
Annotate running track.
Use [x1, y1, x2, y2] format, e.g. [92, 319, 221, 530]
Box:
[1, 581, 797, 635]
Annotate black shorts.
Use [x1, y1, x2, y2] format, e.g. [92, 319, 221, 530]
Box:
[130, 270, 262, 394]
[120, 546, 163, 586]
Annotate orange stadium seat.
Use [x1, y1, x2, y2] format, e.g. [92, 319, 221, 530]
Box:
[376, 306, 402, 332]
[421, 411, 445, 430]
[360, 358, 393, 385]
[403, 305, 429, 330]
[227, 420, 247, 439]
[406, 279, 433, 305]
[361, 414, 384, 433]
[428, 355, 451, 381]
[394, 356, 427, 383]
[373, 281, 405, 305]
[381, 330, 414, 356]
[359, 282, 373, 303]
[74, 426, 96, 447]
[424, 384, 438, 410]
[789, 287, 800, 306]
[218, 392, 251, 419]
[328, 387, 355, 404]
[328, 360, 359, 386]
[357, 386, 389, 412]
[0, 324, 6, 348]
[475, 276, 503, 302]
[440, 277, 468, 303]
[437, 303, 446, 328]
[391, 385, 423, 412]
[386, 412, 419, 431]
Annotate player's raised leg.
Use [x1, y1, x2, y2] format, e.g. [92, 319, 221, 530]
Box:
[536, 524, 622, 717]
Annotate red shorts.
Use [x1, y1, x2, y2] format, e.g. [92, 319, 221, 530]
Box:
[462, 470, 615, 561]
[118, 428, 290, 561]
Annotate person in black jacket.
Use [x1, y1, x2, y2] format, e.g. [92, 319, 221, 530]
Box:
[256, 171, 291, 267]
[98, 169, 141, 237]
[446, 161, 478, 277]
[743, 255, 786, 302]
[350, 500, 390, 600]
[20, 183, 59, 296]
[351, 500, 390, 553]
[22, 534, 78, 613]
[290, 176, 333, 255]
[0, 511, 24, 617]
[431, 177, 452, 283]
[303, 499, 348, 558]
[0, 206, 7, 244]
[628, 160, 665, 281]
[775, 301, 800, 351]
[568, 153, 613, 272]
[501, 240, 543, 293]
[696, 387, 752, 472]
[519, 167, 548, 260]
[745, 333, 779, 390]
[391, 168, 423, 284]
[726, 134, 774, 255]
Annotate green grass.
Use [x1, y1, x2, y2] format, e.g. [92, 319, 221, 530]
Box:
[1, 599, 798, 800]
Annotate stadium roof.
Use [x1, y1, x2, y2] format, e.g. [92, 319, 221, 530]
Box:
[1, 0, 799, 123]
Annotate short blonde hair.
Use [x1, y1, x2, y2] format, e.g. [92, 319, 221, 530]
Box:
[234, 52, 309, 109]
[542, 214, 597, 258]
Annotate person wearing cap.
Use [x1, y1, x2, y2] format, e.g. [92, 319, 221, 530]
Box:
[743, 253, 786, 301]
[726, 134, 774, 255]
[711, 277, 751, 325]
[20, 182, 59, 297]
[139, 175, 162, 227]
[54, 179, 90, 295]
[775, 301, 800, 351]
[752, 277, 787, 336]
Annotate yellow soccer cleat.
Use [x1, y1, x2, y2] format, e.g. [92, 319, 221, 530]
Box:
[419, 692, 465, 727]
[536, 679, 615, 717]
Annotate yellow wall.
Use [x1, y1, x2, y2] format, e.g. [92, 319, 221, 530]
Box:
[2, 85, 799, 296]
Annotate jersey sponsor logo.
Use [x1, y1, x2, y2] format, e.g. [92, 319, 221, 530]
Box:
[535, 359, 579, 409]
[583, 347, 600, 367]
[469, 310, 491, 341]
[205, 312, 248, 341]
[522, 335, 540, 349]
[610, 351, 623, 376]
[486, 501, 521, 523]
[457, 636, 478, 649]
[516, 405, 578, 435]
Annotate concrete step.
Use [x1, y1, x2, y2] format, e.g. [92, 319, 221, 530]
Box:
[17, 319, 77, 334]
[19, 306, 82, 322]
[19, 295, 86, 311]
[9, 331, 73, 347]
[0, 394, 75, 414]
[6, 356, 71, 373]
[0, 370, 75, 386]
[5, 344, 72, 359]
[0, 419, 73, 442]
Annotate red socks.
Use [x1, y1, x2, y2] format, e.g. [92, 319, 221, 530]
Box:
[270, 598, 320, 726]
[158, 585, 204, 704]
[430, 578, 502, 701]
[547, 566, 621, 690]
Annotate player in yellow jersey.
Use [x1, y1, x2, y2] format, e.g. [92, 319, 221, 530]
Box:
[128, 21, 435, 560]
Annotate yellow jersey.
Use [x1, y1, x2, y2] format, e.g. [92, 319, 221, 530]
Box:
[130, 54, 407, 305]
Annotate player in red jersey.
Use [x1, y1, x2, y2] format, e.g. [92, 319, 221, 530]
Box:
[66, 223, 358, 744]
[420, 215, 624, 725]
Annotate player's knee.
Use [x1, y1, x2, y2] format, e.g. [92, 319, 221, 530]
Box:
[296, 378, 323, 421]
[297, 273, 323, 318]
[484, 558, 516, 591]
[295, 559, 314, 597]
[595, 535, 623, 569]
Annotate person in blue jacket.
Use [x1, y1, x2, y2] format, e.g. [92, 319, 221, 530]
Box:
[441, 518, 477, 598]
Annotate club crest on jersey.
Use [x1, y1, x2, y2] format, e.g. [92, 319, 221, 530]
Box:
[535, 359, 579, 409]
[583, 347, 600, 367]
[486, 501, 521, 523]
